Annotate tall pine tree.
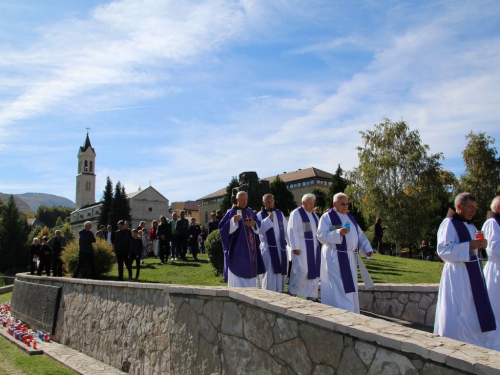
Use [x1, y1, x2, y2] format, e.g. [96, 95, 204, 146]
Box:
[270, 175, 296, 215]
[220, 176, 239, 213]
[0, 195, 29, 272]
[99, 176, 113, 227]
[109, 181, 131, 228]
[327, 164, 348, 203]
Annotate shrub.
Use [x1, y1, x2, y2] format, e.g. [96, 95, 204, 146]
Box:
[205, 229, 224, 276]
[62, 238, 115, 278]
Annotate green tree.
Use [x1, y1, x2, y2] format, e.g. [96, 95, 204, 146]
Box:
[109, 182, 132, 228]
[36, 205, 73, 228]
[327, 164, 348, 203]
[99, 176, 113, 227]
[460, 132, 500, 226]
[61, 222, 75, 242]
[0, 195, 29, 272]
[55, 216, 64, 227]
[270, 175, 296, 215]
[347, 119, 443, 250]
[220, 176, 239, 213]
[311, 188, 327, 211]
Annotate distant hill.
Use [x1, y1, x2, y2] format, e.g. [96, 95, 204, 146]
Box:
[0, 193, 33, 215]
[17, 193, 75, 211]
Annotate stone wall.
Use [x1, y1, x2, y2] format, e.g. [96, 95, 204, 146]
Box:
[14, 274, 499, 375]
[358, 284, 438, 327]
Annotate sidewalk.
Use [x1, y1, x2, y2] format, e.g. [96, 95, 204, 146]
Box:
[0, 328, 125, 375]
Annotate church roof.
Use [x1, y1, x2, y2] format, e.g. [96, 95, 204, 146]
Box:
[197, 167, 333, 200]
[79, 134, 95, 153]
[126, 186, 169, 202]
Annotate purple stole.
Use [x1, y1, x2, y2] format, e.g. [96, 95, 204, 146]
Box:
[219, 207, 266, 279]
[449, 218, 497, 333]
[297, 207, 320, 279]
[260, 210, 287, 275]
[327, 209, 359, 294]
[494, 215, 500, 229]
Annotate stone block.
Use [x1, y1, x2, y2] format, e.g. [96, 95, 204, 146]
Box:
[355, 341, 377, 366]
[273, 316, 298, 344]
[367, 347, 417, 375]
[300, 324, 343, 368]
[398, 293, 409, 304]
[221, 302, 243, 337]
[243, 306, 273, 351]
[10, 279, 61, 333]
[402, 302, 426, 324]
[419, 294, 434, 310]
[337, 346, 367, 375]
[274, 337, 312, 375]
[359, 292, 373, 310]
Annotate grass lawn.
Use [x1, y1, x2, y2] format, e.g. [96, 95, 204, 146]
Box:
[0, 292, 12, 304]
[0, 335, 76, 375]
[361, 254, 442, 284]
[99, 253, 227, 286]
[89, 252, 443, 285]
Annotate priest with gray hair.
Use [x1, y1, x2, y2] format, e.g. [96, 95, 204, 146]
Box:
[317, 192, 373, 313]
[482, 196, 500, 328]
[287, 193, 321, 301]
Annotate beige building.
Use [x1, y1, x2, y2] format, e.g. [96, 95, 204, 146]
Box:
[169, 200, 200, 223]
[198, 167, 334, 228]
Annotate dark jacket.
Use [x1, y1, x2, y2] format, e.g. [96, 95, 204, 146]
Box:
[47, 236, 69, 255]
[78, 229, 96, 253]
[157, 222, 172, 240]
[176, 218, 189, 236]
[114, 229, 132, 254]
[30, 244, 41, 258]
[189, 224, 201, 239]
[96, 230, 106, 240]
[208, 219, 220, 234]
[130, 238, 143, 258]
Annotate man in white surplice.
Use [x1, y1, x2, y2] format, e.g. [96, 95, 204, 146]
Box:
[435, 192, 500, 350]
[483, 196, 500, 328]
[317, 193, 373, 313]
[287, 193, 321, 301]
[257, 194, 289, 293]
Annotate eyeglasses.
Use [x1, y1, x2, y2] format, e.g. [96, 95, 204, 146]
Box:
[337, 202, 349, 206]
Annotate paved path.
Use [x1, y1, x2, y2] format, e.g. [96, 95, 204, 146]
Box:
[0, 327, 125, 375]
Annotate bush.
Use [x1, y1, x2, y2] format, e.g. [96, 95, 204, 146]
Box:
[62, 238, 115, 278]
[205, 230, 224, 276]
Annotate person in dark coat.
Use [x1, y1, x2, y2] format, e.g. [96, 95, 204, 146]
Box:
[208, 212, 220, 234]
[96, 225, 106, 240]
[157, 215, 171, 264]
[48, 230, 69, 277]
[114, 220, 132, 281]
[419, 240, 430, 260]
[73, 221, 97, 279]
[176, 211, 190, 261]
[373, 217, 388, 254]
[29, 238, 41, 275]
[188, 218, 201, 260]
[129, 229, 143, 280]
[37, 236, 52, 276]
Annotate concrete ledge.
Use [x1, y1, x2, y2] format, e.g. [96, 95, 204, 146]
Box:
[0, 285, 13, 294]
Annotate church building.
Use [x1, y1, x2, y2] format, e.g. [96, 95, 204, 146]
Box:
[70, 133, 170, 234]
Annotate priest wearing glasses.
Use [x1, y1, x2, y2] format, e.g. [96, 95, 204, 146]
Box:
[434, 192, 500, 350]
[317, 193, 373, 313]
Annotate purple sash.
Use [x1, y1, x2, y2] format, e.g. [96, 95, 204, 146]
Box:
[449, 218, 497, 333]
[261, 210, 288, 275]
[494, 216, 500, 229]
[327, 209, 359, 294]
[297, 207, 320, 279]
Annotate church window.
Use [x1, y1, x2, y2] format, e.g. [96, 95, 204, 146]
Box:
[79, 161, 82, 173]
[205, 212, 208, 222]
[84, 160, 88, 172]
[86, 181, 91, 190]
[89, 161, 93, 172]
[149, 207, 153, 212]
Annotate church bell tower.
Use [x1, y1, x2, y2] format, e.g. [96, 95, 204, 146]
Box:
[75, 132, 96, 209]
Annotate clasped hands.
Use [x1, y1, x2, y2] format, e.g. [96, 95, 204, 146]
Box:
[233, 215, 256, 227]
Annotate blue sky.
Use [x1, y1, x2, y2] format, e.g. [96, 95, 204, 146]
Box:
[1, 0, 499, 204]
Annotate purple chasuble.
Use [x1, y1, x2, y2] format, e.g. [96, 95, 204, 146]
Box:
[494, 215, 500, 229]
[297, 207, 320, 280]
[327, 209, 361, 294]
[260, 210, 287, 275]
[449, 217, 497, 333]
[219, 207, 266, 279]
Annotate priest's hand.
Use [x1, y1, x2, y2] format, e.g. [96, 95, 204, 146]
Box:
[366, 251, 373, 258]
[244, 217, 256, 227]
[339, 228, 350, 236]
[293, 249, 301, 255]
[269, 212, 274, 221]
[233, 215, 242, 222]
[469, 239, 487, 250]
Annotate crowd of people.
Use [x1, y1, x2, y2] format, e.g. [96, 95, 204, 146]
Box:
[30, 190, 500, 351]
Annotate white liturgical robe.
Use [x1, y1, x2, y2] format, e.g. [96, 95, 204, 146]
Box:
[317, 210, 372, 313]
[483, 217, 500, 327]
[434, 218, 500, 350]
[257, 211, 289, 293]
[287, 207, 320, 299]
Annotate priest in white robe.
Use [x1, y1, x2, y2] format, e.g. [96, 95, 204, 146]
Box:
[257, 194, 289, 293]
[287, 193, 321, 300]
[318, 193, 373, 313]
[483, 196, 500, 327]
[434, 192, 500, 350]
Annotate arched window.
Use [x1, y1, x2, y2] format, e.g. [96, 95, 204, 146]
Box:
[84, 160, 88, 172]
[89, 161, 93, 172]
[79, 161, 82, 173]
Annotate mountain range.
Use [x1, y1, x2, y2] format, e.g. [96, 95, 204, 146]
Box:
[0, 192, 75, 214]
